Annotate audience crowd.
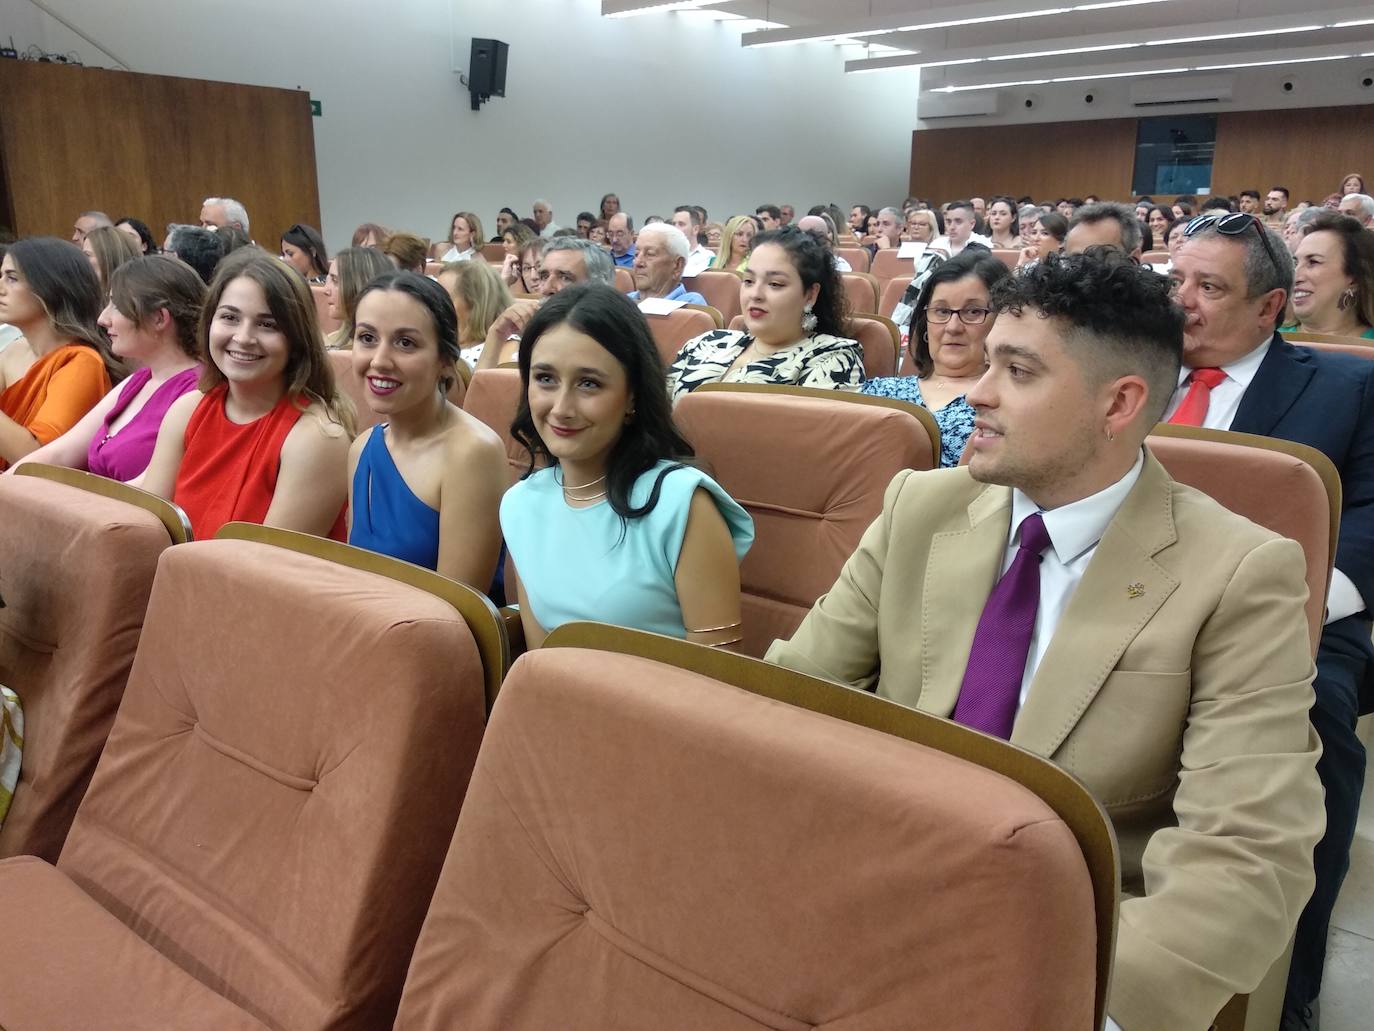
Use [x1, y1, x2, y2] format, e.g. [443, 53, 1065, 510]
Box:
[1, 172, 1372, 1031]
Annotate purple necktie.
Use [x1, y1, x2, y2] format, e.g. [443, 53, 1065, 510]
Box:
[952, 512, 1052, 739]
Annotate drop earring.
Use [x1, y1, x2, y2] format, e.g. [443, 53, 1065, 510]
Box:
[1338, 287, 1357, 312]
[801, 304, 818, 334]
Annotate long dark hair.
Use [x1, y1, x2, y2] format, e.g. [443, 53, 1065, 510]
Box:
[281, 223, 330, 278]
[512, 283, 694, 528]
[747, 225, 851, 337]
[354, 271, 462, 391]
[9, 236, 122, 380]
[909, 249, 1010, 377]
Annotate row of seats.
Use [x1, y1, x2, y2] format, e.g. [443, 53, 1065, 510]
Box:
[0, 471, 1113, 1028]
[0, 378, 1342, 1027]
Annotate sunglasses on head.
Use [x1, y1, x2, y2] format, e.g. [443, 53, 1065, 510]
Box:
[1183, 212, 1286, 276]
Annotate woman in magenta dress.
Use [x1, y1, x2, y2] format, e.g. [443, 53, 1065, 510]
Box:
[141, 250, 354, 540]
[12, 255, 203, 483]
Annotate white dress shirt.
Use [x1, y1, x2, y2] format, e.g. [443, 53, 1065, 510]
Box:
[539, 222, 561, 239]
[1009, 455, 1144, 1031]
[833, 254, 852, 273]
[929, 232, 992, 257]
[684, 245, 715, 278]
[1163, 337, 1365, 623]
[438, 246, 476, 263]
[1006, 450, 1146, 706]
[1161, 337, 1270, 431]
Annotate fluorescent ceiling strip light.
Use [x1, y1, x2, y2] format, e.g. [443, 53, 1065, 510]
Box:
[932, 51, 1364, 91]
[1195, 54, 1352, 70]
[606, 1, 730, 18]
[1333, 19, 1374, 28]
[748, 0, 1179, 47]
[1148, 25, 1322, 45]
[988, 42, 1136, 61]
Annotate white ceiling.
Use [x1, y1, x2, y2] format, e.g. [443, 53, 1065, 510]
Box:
[600, 0, 1374, 94]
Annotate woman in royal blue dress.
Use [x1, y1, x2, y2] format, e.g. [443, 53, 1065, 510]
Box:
[346, 271, 508, 593]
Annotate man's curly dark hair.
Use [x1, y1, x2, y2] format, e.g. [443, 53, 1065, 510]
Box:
[990, 247, 1184, 423]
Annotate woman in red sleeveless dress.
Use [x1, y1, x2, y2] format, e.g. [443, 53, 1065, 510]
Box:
[141, 250, 354, 540]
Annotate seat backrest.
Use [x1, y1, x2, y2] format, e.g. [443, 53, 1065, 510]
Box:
[725, 314, 897, 380]
[880, 275, 913, 320]
[1141, 250, 1169, 264]
[59, 539, 488, 1030]
[991, 248, 1020, 268]
[835, 245, 870, 272]
[0, 474, 180, 863]
[1147, 426, 1337, 654]
[1295, 339, 1374, 359]
[613, 266, 635, 294]
[841, 271, 880, 314]
[676, 384, 938, 657]
[480, 243, 506, 263]
[395, 645, 1100, 1031]
[643, 306, 720, 368]
[330, 349, 467, 433]
[683, 271, 742, 325]
[463, 368, 528, 485]
[310, 283, 340, 335]
[870, 249, 913, 282]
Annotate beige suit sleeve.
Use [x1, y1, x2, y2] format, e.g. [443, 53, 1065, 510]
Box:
[1109, 536, 1324, 1031]
[764, 470, 912, 690]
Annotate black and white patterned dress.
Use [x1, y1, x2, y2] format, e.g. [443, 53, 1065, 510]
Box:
[665, 330, 864, 403]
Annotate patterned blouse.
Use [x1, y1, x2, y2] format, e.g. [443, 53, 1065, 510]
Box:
[861, 376, 976, 469]
[666, 329, 864, 403]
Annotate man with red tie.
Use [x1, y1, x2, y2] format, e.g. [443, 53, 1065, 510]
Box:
[768, 251, 1324, 1031]
[1168, 212, 1374, 1031]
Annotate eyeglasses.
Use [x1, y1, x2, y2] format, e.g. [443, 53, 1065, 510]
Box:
[1183, 212, 1286, 277]
[927, 305, 992, 325]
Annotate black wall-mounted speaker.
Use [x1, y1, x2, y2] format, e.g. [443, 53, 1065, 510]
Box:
[470, 38, 508, 110]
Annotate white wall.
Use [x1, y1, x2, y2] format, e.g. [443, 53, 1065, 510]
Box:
[0, 0, 923, 250]
[915, 63, 1374, 130]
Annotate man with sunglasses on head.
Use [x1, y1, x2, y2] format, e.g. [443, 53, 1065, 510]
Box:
[1169, 211, 1374, 1031]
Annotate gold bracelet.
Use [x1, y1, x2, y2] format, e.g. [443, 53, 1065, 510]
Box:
[686, 620, 743, 634]
[704, 635, 743, 649]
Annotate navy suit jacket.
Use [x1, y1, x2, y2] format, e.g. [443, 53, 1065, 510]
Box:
[1230, 335, 1374, 706]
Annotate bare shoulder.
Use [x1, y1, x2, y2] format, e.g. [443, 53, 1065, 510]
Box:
[164, 389, 205, 427]
[443, 406, 508, 467]
[283, 400, 353, 461]
[297, 399, 353, 442]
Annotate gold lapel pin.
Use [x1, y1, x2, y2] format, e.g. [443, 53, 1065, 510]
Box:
[1127, 582, 1146, 599]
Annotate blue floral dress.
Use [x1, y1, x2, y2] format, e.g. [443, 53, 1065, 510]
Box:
[861, 377, 975, 468]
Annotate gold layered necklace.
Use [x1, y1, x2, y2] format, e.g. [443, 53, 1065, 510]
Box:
[559, 470, 607, 503]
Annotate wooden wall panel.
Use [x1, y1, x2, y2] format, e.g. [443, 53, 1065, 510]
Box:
[1212, 107, 1374, 202]
[0, 61, 319, 251]
[910, 119, 1137, 202]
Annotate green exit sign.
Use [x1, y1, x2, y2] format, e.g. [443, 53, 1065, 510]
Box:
[310, 99, 322, 117]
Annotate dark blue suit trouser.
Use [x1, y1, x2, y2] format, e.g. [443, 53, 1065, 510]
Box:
[1287, 616, 1369, 1005]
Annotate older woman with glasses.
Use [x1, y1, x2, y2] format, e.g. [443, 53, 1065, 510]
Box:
[862, 249, 1010, 467]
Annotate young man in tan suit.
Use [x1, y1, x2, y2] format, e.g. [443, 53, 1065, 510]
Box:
[767, 251, 1324, 1031]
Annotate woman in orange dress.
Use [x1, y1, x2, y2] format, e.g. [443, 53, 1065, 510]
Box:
[141, 250, 354, 540]
[0, 238, 119, 469]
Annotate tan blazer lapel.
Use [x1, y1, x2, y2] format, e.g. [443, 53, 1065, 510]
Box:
[919, 484, 1011, 717]
[1011, 454, 1181, 757]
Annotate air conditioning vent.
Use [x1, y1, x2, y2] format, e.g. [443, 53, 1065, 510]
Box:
[1130, 76, 1233, 107]
[918, 92, 1000, 119]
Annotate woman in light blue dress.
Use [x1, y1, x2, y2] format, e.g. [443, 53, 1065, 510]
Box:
[500, 283, 753, 649]
[863, 250, 1011, 468]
